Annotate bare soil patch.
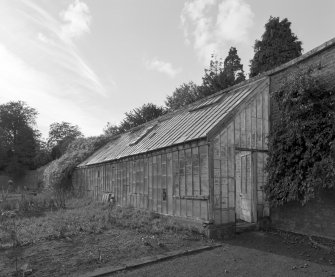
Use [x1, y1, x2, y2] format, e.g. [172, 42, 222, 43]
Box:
[1, 227, 212, 277]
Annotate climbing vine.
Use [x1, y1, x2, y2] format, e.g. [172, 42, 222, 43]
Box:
[265, 69, 335, 206]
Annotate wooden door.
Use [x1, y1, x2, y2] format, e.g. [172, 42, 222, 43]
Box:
[235, 151, 256, 223]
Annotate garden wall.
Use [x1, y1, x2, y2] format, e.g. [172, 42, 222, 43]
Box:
[271, 190, 335, 240]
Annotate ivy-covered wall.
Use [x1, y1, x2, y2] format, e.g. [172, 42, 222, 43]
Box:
[267, 39, 335, 238]
[269, 40, 335, 126]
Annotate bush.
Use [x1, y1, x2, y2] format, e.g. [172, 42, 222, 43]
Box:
[43, 135, 112, 207]
[265, 69, 335, 206]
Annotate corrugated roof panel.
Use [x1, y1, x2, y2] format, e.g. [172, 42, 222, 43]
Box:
[78, 77, 268, 167]
[151, 110, 189, 149]
[198, 79, 269, 137]
[184, 86, 248, 139]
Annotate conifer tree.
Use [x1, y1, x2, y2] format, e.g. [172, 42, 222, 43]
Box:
[202, 47, 245, 96]
[250, 16, 302, 77]
[224, 47, 246, 86]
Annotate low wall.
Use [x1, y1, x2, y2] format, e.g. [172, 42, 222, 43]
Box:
[271, 190, 335, 240]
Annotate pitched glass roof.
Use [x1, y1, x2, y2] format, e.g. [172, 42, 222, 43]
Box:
[78, 77, 268, 167]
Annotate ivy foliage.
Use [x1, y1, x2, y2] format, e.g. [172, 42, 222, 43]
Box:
[265, 70, 335, 206]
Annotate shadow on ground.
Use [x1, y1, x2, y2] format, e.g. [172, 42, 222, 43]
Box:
[225, 230, 335, 267]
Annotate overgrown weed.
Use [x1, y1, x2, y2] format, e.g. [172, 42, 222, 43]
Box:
[0, 197, 203, 247]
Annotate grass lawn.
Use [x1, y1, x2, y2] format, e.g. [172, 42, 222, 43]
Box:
[0, 196, 213, 277]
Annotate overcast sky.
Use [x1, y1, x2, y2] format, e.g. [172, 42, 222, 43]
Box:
[0, 0, 334, 138]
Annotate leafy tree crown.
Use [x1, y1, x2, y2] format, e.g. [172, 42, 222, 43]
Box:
[0, 101, 40, 176]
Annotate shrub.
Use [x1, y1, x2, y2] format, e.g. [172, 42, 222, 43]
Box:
[43, 135, 112, 207]
[265, 69, 335, 206]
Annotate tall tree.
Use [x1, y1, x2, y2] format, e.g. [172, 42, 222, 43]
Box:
[223, 47, 246, 85]
[249, 16, 302, 77]
[202, 47, 246, 96]
[119, 103, 166, 132]
[48, 122, 83, 159]
[0, 101, 39, 176]
[103, 123, 121, 136]
[165, 81, 202, 111]
[201, 54, 225, 96]
[103, 104, 166, 136]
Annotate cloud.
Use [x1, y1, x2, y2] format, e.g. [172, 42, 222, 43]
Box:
[0, 44, 86, 136]
[145, 58, 182, 78]
[18, 0, 107, 96]
[216, 0, 254, 42]
[181, 0, 254, 63]
[0, 0, 111, 136]
[60, 0, 91, 41]
[37, 32, 49, 43]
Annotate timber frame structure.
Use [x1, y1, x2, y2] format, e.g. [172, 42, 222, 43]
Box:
[73, 37, 335, 238]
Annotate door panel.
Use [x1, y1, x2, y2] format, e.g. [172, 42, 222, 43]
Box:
[235, 151, 255, 222]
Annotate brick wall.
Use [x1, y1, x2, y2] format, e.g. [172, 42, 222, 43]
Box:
[271, 190, 335, 240]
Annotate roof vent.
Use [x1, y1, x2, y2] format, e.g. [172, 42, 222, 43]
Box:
[129, 124, 157, 146]
[188, 94, 223, 112]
